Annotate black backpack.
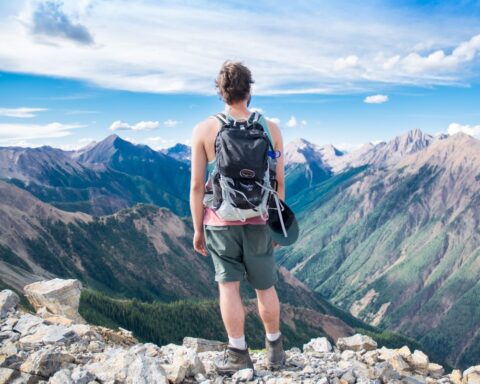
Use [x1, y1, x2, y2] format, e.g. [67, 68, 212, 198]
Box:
[207, 111, 277, 221]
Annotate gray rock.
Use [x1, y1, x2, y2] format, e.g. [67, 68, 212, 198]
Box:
[20, 348, 75, 378]
[371, 361, 401, 381]
[0, 290, 19, 318]
[13, 313, 44, 336]
[340, 368, 356, 383]
[183, 337, 227, 353]
[24, 279, 84, 323]
[463, 365, 480, 383]
[48, 369, 73, 384]
[19, 324, 79, 347]
[232, 368, 254, 382]
[0, 368, 17, 384]
[427, 363, 444, 378]
[337, 334, 377, 352]
[48, 367, 95, 384]
[84, 347, 168, 384]
[303, 338, 332, 354]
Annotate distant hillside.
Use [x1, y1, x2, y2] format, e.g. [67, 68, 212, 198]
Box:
[0, 135, 190, 216]
[278, 132, 480, 369]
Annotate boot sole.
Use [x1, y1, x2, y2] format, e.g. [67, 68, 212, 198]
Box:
[215, 367, 255, 376]
[267, 356, 286, 371]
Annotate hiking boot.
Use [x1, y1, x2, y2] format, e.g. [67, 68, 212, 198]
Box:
[214, 346, 254, 375]
[266, 335, 286, 370]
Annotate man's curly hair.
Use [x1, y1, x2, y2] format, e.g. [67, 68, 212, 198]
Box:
[215, 60, 254, 105]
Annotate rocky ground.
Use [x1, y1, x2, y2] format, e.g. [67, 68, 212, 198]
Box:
[1, 279, 479, 384]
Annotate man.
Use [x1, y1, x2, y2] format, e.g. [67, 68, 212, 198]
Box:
[189, 60, 286, 374]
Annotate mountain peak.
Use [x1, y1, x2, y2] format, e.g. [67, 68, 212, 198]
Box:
[161, 143, 191, 162]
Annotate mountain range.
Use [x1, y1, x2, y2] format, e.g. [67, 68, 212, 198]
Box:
[0, 135, 190, 216]
[0, 128, 478, 368]
[278, 130, 480, 369]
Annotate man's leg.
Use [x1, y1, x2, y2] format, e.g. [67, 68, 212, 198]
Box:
[219, 281, 246, 349]
[256, 285, 285, 369]
[256, 286, 280, 335]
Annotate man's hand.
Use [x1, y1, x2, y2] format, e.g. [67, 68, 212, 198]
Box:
[272, 240, 279, 248]
[193, 231, 208, 256]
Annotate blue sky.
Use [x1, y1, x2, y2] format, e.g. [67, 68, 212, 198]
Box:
[1, 0, 480, 150]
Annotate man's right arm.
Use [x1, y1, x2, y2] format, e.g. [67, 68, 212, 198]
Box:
[190, 122, 208, 256]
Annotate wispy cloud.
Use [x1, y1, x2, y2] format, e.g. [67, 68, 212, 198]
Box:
[163, 119, 179, 128]
[447, 122, 480, 138]
[364, 94, 389, 104]
[30, 1, 94, 45]
[0, 107, 47, 118]
[145, 136, 174, 150]
[0, 122, 85, 143]
[0, 1, 479, 94]
[109, 120, 160, 131]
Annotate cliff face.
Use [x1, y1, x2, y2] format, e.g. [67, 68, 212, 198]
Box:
[1, 279, 479, 384]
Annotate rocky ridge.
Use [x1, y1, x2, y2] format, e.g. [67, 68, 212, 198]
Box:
[1, 279, 479, 384]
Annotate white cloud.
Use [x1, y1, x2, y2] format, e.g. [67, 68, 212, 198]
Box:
[0, 122, 85, 144]
[0, 107, 47, 118]
[401, 34, 480, 74]
[163, 119, 178, 128]
[447, 122, 480, 138]
[145, 136, 174, 150]
[109, 120, 160, 131]
[0, 2, 479, 95]
[301, 120, 307, 126]
[333, 55, 359, 71]
[286, 116, 297, 128]
[57, 137, 95, 151]
[250, 107, 264, 114]
[364, 94, 389, 104]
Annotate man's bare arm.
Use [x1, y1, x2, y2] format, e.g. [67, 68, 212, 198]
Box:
[190, 123, 208, 256]
[268, 121, 285, 201]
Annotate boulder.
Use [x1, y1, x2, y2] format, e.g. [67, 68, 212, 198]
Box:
[396, 346, 412, 359]
[449, 369, 462, 384]
[377, 346, 396, 361]
[13, 313, 44, 335]
[0, 290, 19, 318]
[362, 350, 378, 365]
[409, 350, 429, 373]
[427, 363, 444, 378]
[388, 354, 411, 375]
[23, 279, 84, 323]
[463, 365, 480, 383]
[0, 368, 16, 384]
[337, 334, 377, 352]
[84, 346, 168, 384]
[49, 367, 95, 384]
[19, 324, 79, 347]
[232, 368, 254, 382]
[20, 348, 75, 378]
[303, 337, 333, 354]
[183, 337, 226, 352]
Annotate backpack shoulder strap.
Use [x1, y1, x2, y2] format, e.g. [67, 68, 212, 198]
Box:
[257, 113, 274, 148]
[213, 113, 229, 126]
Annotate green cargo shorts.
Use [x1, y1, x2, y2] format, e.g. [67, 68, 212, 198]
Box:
[204, 224, 278, 290]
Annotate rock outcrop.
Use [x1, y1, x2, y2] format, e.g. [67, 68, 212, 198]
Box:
[23, 279, 85, 325]
[1, 280, 480, 383]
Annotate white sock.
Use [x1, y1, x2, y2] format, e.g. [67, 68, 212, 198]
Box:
[266, 331, 281, 342]
[228, 335, 246, 350]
